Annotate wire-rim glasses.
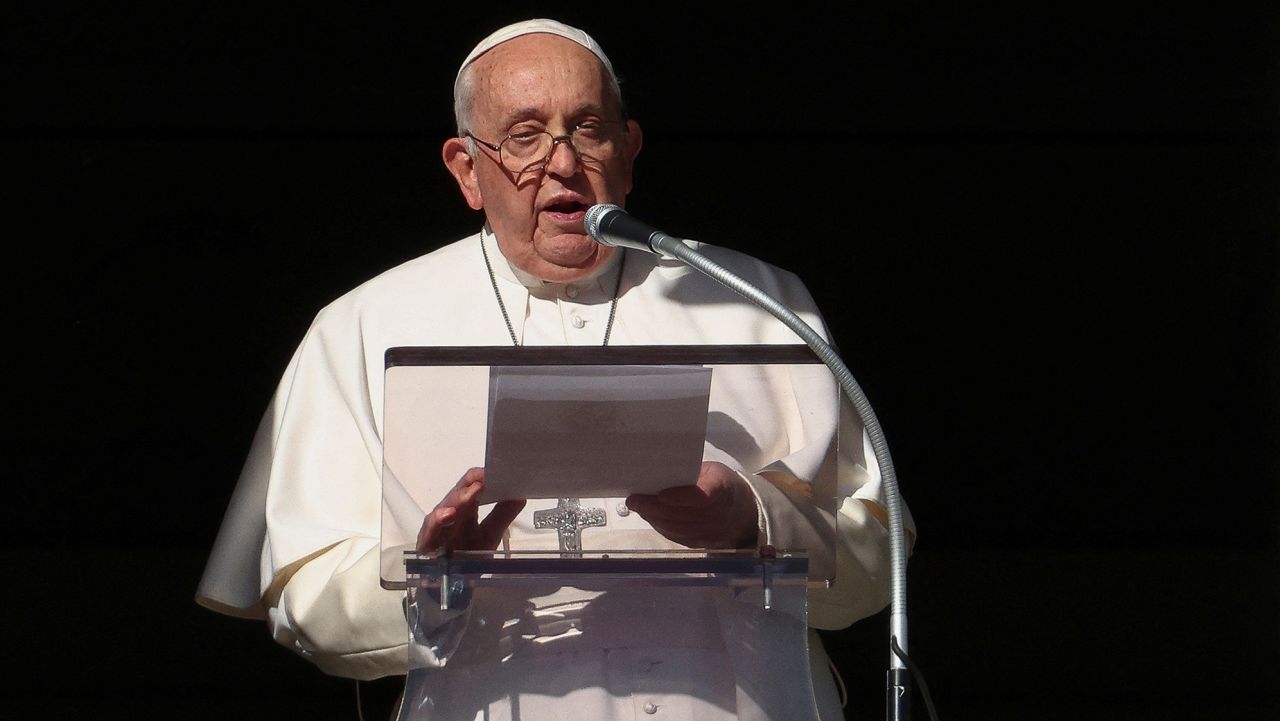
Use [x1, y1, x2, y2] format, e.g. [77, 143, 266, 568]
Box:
[466, 121, 627, 174]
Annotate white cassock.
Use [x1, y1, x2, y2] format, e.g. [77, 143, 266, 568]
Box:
[197, 227, 910, 721]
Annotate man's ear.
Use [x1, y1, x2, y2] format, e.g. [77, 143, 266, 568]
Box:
[621, 119, 643, 195]
[443, 137, 483, 210]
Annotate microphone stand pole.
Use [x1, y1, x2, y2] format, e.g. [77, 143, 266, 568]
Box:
[647, 235, 912, 721]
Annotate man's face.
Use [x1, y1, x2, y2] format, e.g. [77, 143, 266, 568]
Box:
[444, 34, 642, 283]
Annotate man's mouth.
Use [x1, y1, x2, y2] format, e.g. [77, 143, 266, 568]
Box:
[542, 200, 589, 218]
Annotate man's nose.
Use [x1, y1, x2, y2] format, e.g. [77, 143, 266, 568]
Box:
[544, 136, 581, 176]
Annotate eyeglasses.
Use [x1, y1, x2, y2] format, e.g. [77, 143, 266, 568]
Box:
[466, 121, 626, 174]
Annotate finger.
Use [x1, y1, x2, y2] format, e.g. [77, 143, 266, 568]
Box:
[436, 473, 486, 519]
[442, 467, 485, 506]
[476, 499, 527, 549]
[458, 477, 485, 507]
[623, 498, 679, 527]
[416, 505, 458, 552]
[624, 494, 661, 515]
[419, 468, 488, 552]
[623, 495, 659, 525]
[655, 484, 715, 508]
[626, 500, 702, 524]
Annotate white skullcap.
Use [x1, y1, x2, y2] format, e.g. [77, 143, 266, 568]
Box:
[453, 18, 616, 101]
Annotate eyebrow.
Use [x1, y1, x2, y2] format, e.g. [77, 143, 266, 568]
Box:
[497, 103, 611, 131]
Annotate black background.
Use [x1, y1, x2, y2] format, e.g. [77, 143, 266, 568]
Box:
[6, 4, 1277, 720]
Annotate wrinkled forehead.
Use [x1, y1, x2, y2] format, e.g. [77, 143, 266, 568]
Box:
[464, 35, 621, 130]
[460, 34, 624, 135]
[474, 35, 608, 90]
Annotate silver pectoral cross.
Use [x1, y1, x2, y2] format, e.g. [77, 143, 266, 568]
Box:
[533, 497, 607, 553]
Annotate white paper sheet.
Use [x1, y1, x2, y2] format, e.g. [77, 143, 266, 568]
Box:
[482, 365, 713, 501]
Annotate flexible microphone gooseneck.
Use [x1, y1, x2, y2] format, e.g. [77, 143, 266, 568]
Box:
[585, 203, 917, 721]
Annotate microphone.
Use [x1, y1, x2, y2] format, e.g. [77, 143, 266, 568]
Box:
[584, 204, 682, 255]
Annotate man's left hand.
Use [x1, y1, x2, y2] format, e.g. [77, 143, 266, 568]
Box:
[625, 461, 760, 549]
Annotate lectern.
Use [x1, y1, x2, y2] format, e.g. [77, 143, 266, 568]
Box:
[400, 550, 814, 721]
[381, 345, 853, 720]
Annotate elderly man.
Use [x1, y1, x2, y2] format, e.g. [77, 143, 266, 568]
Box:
[199, 18, 903, 721]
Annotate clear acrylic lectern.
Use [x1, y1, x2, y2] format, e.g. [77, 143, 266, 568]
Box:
[381, 345, 854, 720]
[400, 549, 816, 721]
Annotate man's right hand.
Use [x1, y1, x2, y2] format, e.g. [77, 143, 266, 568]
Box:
[415, 467, 527, 552]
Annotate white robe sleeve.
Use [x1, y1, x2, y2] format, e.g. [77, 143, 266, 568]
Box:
[741, 403, 907, 631]
[255, 306, 412, 679]
[267, 539, 407, 679]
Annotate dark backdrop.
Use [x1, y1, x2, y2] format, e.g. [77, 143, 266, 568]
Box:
[6, 4, 1277, 720]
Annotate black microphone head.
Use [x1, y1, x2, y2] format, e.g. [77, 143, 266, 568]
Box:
[584, 203, 624, 244]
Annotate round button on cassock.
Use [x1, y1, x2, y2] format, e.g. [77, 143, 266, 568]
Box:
[570, 315, 585, 329]
[643, 702, 659, 714]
